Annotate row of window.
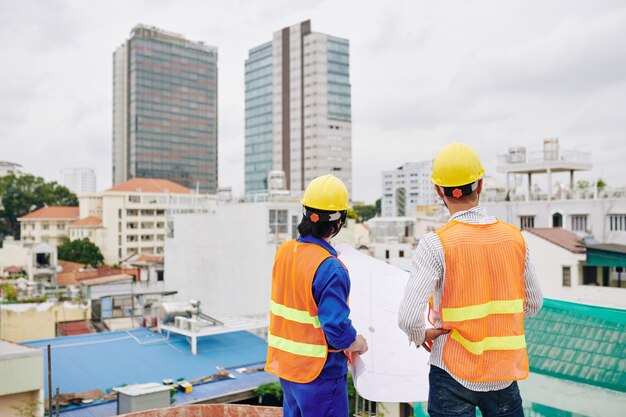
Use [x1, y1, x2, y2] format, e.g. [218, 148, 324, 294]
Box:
[519, 214, 626, 231]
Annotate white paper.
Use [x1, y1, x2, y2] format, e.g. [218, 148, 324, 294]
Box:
[337, 243, 430, 402]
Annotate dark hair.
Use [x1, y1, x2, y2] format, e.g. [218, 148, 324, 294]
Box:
[297, 207, 346, 239]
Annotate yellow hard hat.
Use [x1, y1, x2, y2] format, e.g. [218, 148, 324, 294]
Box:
[430, 142, 485, 187]
[301, 174, 349, 211]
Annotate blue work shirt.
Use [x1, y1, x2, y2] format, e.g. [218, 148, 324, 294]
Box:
[297, 234, 357, 379]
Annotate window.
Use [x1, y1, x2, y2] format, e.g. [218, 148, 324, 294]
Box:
[385, 250, 390, 259]
[57, 224, 65, 230]
[399, 250, 405, 258]
[562, 266, 571, 287]
[42, 224, 49, 230]
[520, 216, 535, 230]
[571, 215, 588, 232]
[609, 214, 626, 231]
[269, 209, 288, 234]
[129, 195, 140, 203]
[157, 270, 164, 282]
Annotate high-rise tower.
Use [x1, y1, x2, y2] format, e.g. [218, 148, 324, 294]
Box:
[113, 25, 218, 193]
[245, 20, 352, 196]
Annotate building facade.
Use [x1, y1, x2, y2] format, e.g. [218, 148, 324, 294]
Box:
[19, 206, 80, 247]
[113, 25, 218, 194]
[381, 161, 439, 217]
[0, 161, 23, 177]
[70, 178, 216, 264]
[62, 167, 97, 194]
[245, 20, 352, 196]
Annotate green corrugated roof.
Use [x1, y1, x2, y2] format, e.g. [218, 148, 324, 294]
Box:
[525, 298, 626, 393]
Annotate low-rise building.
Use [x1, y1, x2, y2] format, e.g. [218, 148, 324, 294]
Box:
[0, 240, 58, 285]
[18, 206, 79, 247]
[381, 161, 438, 217]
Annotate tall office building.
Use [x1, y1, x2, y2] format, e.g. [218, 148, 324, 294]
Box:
[245, 20, 352, 196]
[113, 25, 218, 194]
[61, 167, 97, 194]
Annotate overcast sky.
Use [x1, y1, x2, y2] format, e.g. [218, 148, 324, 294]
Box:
[1, 0, 625, 203]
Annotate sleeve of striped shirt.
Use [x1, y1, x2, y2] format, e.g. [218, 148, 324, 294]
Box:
[398, 236, 442, 347]
[523, 245, 543, 317]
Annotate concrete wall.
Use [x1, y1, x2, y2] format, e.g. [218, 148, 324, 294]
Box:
[0, 302, 90, 342]
[165, 202, 301, 318]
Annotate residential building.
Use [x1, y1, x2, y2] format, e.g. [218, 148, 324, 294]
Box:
[18, 206, 79, 246]
[245, 20, 352, 196]
[0, 341, 43, 417]
[61, 167, 96, 194]
[0, 161, 23, 177]
[523, 228, 626, 309]
[113, 25, 218, 193]
[381, 161, 438, 217]
[0, 240, 58, 285]
[70, 178, 216, 264]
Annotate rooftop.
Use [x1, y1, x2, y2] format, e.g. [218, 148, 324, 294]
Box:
[19, 206, 80, 220]
[70, 216, 103, 227]
[525, 228, 586, 254]
[24, 329, 274, 415]
[107, 178, 192, 194]
[0, 339, 42, 360]
[525, 298, 626, 393]
[586, 243, 626, 255]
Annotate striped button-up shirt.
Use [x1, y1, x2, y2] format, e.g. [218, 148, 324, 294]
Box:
[398, 206, 543, 391]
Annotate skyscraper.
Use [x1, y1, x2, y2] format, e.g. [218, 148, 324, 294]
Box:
[113, 25, 218, 194]
[245, 20, 352, 196]
[61, 167, 97, 194]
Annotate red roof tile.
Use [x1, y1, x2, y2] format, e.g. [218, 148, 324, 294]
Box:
[526, 228, 586, 254]
[107, 178, 192, 194]
[19, 206, 79, 220]
[70, 216, 102, 226]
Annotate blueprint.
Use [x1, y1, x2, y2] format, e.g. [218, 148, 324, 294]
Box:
[337, 243, 430, 402]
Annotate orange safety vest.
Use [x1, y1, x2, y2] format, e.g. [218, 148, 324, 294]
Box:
[265, 239, 333, 383]
[436, 220, 529, 382]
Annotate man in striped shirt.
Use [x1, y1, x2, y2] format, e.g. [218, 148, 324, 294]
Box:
[399, 142, 543, 417]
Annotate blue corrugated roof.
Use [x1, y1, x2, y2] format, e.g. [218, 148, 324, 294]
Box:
[24, 328, 277, 416]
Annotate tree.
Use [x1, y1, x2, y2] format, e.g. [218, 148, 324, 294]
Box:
[0, 174, 78, 239]
[597, 178, 607, 192]
[352, 204, 379, 223]
[57, 238, 104, 267]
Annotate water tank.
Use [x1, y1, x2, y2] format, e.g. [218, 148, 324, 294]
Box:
[268, 170, 286, 190]
[507, 146, 526, 163]
[159, 301, 193, 324]
[543, 138, 559, 161]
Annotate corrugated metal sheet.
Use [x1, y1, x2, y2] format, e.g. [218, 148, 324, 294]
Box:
[24, 329, 272, 398]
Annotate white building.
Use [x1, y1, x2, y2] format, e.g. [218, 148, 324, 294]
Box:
[381, 161, 438, 217]
[0, 341, 43, 417]
[61, 167, 97, 194]
[165, 199, 302, 319]
[0, 161, 23, 177]
[521, 228, 625, 307]
[19, 206, 80, 247]
[0, 240, 58, 285]
[70, 178, 216, 264]
[244, 20, 352, 196]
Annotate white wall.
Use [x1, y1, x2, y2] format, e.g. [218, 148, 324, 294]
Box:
[165, 202, 301, 318]
[484, 198, 626, 244]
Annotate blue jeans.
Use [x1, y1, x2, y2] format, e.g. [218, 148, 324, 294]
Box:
[428, 366, 524, 417]
[280, 374, 348, 417]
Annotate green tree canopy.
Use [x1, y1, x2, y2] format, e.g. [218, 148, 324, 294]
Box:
[0, 174, 78, 238]
[57, 238, 104, 267]
[352, 203, 380, 223]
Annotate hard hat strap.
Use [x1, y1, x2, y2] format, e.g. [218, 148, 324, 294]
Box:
[303, 208, 342, 223]
[441, 181, 479, 198]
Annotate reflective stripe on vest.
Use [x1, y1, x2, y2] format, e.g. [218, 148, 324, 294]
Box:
[268, 334, 327, 358]
[437, 220, 529, 382]
[442, 299, 524, 322]
[269, 299, 321, 328]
